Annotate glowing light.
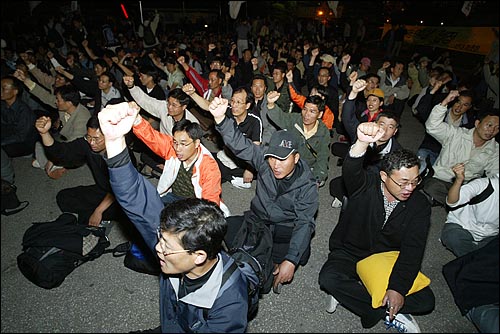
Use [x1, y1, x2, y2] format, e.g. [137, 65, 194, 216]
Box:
[318, 10, 324, 16]
[120, 4, 129, 19]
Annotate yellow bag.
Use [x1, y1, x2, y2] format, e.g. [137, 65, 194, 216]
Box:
[356, 251, 431, 308]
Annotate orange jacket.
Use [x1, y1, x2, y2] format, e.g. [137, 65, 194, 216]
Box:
[289, 83, 334, 130]
[133, 119, 223, 206]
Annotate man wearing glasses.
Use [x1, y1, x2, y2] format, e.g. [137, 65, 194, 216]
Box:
[34, 115, 127, 227]
[124, 75, 199, 177]
[96, 103, 249, 332]
[129, 103, 227, 215]
[319, 122, 434, 333]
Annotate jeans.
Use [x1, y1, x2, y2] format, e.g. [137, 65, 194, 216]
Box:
[441, 223, 498, 258]
[466, 303, 499, 333]
[1, 148, 15, 184]
[417, 148, 438, 175]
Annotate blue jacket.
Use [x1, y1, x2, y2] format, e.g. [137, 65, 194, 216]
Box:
[107, 150, 249, 333]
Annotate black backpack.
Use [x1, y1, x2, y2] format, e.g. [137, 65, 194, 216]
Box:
[17, 213, 111, 289]
[1, 179, 29, 216]
[216, 218, 274, 320]
[111, 239, 161, 276]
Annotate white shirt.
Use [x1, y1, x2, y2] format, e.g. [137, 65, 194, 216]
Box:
[446, 174, 499, 241]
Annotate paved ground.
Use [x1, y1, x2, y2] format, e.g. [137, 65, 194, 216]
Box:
[1, 100, 479, 333]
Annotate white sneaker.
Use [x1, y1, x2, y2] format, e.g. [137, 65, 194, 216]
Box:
[384, 313, 421, 333]
[231, 177, 251, 189]
[326, 295, 339, 313]
[31, 159, 41, 169]
[331, 197, 342, 208]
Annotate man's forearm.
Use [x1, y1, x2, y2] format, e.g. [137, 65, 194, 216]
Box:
[40, 132, 55, 147]
[349, 140, 370, 157]
[446, 179, 463, 205]
[94, 193, 115, 215]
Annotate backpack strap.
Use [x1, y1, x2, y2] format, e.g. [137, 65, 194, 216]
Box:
[103, 241, 131, 256]
[203, 260, 238, 320]
[448, 179, 494, 211]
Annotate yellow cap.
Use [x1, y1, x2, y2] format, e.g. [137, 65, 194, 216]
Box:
[367, 88, 384, 99]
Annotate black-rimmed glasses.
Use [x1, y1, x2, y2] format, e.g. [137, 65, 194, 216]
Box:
[387, 175, 422, 189]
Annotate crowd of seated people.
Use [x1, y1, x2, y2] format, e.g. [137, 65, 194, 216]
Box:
[1, 8, 498, 333]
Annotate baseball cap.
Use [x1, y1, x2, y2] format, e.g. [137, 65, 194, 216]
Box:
[320, 54, 335, 64]
[360, 57, 371, 67]
[419, 56, 431, 63]
[367, 88, 385, 99]
[264, 130, 298, 160]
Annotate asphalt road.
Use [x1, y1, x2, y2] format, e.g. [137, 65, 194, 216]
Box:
[1, 104, 478, 333]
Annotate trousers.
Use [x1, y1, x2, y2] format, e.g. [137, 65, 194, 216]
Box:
[318, 248, 435, 328]
[56, 185, 126, 225]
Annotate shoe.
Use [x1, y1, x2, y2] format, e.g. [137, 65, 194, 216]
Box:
[99, 220, 114, 236]
[384, 313, 421, 333]
[47, 165, 67, 179]
[31, 159, 41, 169]
[129, 325, 161, 333]
[331, 197, 342, 208]
[326, 295, 339, 313]
[1, 200, 29, 216]
[231, 177, 251, 189]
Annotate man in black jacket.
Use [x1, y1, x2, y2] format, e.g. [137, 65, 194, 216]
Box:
[35, 114, 127, 226]
[319, 122, 435, 332]
[208, 96, 319, 295]
[329, 78, 402, 208]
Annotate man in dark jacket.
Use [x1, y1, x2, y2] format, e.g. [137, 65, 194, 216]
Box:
[97, 101, 249, 332]
[208, 96, 319, 294]
[319, 122, 435, 332]
[35, 114, 127, 226]
[329, 79, 402, 208]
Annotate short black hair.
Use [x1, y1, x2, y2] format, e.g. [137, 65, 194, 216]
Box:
[168, 88, 190, 106]
[86, 115, 101, 130]
[305, 95, 325, 112]
[54, 84, 80, 106]
[139, 65, 160, 83]
[477, 108, 499, 122]
[381, 149, 420, 176]
[161, 198, 226, 260]
[252, 74, 268, 88]
[376, 110, 400, 127]
[172, 119, 204, 140]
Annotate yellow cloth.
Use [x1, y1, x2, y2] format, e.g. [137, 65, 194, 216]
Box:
[356, 251, 431, 308]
